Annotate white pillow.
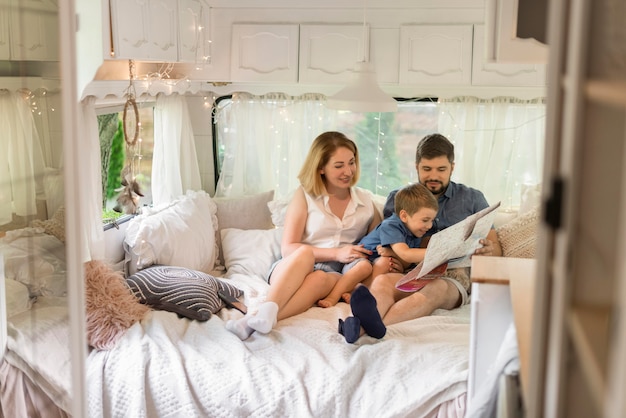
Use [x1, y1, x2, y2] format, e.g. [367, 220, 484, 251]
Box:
[220, 227, 283, 278]
[4, 278, 33, 317]
[213, 190, 275, 267]
[267, 197, 289, 228]
[124, 190, 218, 275]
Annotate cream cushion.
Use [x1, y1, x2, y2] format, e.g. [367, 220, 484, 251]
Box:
[496, 205, 540, 258]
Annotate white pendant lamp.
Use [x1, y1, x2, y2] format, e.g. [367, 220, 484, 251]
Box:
[326, 61, 398, 113]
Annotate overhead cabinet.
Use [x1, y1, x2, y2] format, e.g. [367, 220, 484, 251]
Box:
[0, 8, 8, 59]
[230, 24, 299, 83]
[298, 24, 367, 84]
[109, 8, 547, 90]
[230, 23, 367, 84]
[471, 25, 546, 86]
[399, 25, 473, 86]
[178, 0, 212, 63]
[109, 0, 211, 63]
[1, 0, 59, 61]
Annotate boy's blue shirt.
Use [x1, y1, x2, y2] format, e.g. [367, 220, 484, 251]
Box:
[359, 213, 422, 261]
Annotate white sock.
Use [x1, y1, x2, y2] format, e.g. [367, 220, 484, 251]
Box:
[247, 302, 279, 334]
[225, 316, 254, 340]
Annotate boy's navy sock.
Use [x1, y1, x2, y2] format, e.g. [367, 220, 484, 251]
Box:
[338, 317, 361, 344]
[350, 285, 386, 339]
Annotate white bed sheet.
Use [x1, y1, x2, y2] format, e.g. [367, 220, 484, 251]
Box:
[87, 271, 470, 418]
[3, 296, 72, 413]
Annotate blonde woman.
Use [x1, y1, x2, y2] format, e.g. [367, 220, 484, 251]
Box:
[226, 131, 383, 340]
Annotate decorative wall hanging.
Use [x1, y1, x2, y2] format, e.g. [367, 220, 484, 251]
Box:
[114, 60, 144, 214]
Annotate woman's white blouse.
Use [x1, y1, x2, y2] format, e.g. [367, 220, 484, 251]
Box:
[301, 187, 374, 248]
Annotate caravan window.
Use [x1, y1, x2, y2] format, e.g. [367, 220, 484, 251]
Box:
[213, 95, 546, 210]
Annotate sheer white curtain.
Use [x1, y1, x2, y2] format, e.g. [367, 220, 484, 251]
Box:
[437, 97, 546, 209]
[214, 93, 337, 199]
[213, 94, 546, 211]
[152, 93, 202, 206]
[79, 96, 105, 260]
[0, 90, 46, 225]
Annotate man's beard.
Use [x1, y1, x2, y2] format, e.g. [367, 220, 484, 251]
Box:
[423, 180, 446, 195]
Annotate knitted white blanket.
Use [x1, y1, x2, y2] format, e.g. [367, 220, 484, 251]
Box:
[87, 272, 470, 418]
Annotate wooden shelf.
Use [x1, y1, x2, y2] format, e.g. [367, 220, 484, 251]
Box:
[567, 305, 612, 415]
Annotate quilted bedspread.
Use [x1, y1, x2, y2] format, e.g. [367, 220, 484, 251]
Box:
[87, 272, 470, 418]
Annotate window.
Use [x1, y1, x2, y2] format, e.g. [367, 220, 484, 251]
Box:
[213, 94, 545, 210]
[97, 105, 155, 217]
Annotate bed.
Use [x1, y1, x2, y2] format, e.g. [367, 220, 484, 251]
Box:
[1, 189, 538, 417]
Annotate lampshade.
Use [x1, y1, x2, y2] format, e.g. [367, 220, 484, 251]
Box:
[325, 62, 398, 113]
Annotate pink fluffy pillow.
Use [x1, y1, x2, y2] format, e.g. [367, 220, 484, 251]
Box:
[85, 260, 150, 350]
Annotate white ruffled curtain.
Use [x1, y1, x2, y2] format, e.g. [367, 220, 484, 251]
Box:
[80, 97, 105, 260]
[437, 96, 546, 209]
[214, 92, 337, 199]
[152, 93, 202, 206]
[0, 90, 46, 225]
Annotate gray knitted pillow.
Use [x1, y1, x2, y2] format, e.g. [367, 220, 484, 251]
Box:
[126, 265, 243, 321]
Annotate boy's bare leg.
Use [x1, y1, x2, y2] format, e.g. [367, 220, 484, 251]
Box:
[317, 260, 372, 308]
[362, 257, 395, 287]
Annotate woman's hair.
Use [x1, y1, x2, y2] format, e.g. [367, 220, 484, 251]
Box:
[415, 133, 455, 164]
[394, 183, 438, 216]
[298, 131, 360, 196]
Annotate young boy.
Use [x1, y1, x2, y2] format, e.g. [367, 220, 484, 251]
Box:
[337, 183, 438, 341]
[319, 182, 437, 309]
[359, 182, 438, 278]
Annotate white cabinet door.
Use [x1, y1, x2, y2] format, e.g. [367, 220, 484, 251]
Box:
[0, 8, 9, 59]
[147, 0, 177, 61]
[298, 24, 367, 84]
[110, 0, 150, 59]
[110, 0, 177, 61]
[8, 2, 58, 61]
[472, 25, 546, 86]
[399, 25, 472, 86]
[230, 24, 299, 83]
[484, 0, 548, 64]
[178, 0, 211, 64]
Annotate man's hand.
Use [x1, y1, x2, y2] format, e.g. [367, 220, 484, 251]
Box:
[473, 229, 503, 257]
[389, 257, 403, 273]
[474, 238, 497, 256]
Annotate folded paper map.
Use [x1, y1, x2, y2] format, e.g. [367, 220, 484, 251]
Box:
[395, 201, 501, 292]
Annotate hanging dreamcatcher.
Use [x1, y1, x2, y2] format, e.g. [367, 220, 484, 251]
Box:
[114, 59, 144, 214]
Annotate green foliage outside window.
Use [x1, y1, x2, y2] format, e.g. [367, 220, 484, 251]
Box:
[354, 112, 401, 196]
[106, 120, 126, 201]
